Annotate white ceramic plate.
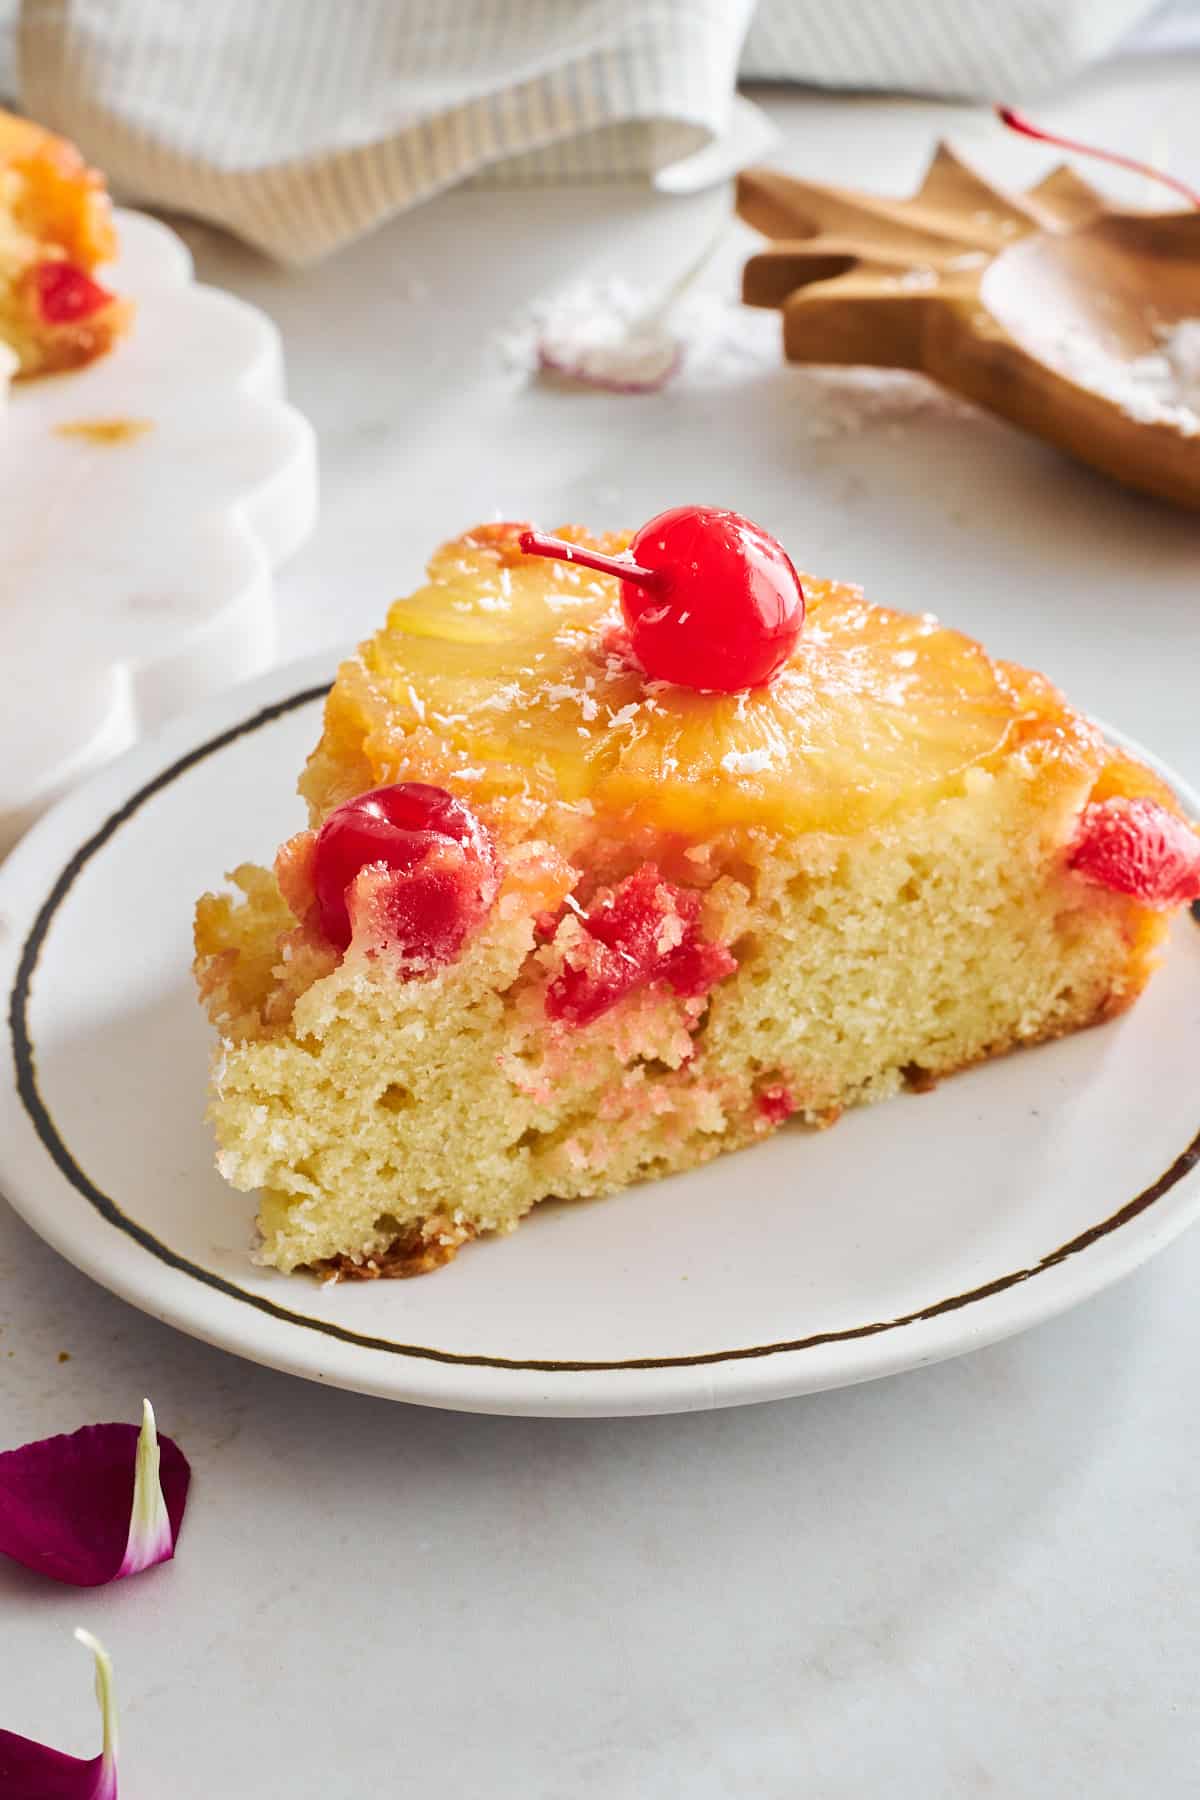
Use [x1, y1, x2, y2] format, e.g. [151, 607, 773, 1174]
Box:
[2, 657, 1198, 1417]
[2, 210, 318, 853]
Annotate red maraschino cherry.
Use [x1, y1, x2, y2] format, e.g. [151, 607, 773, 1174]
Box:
[1068, 797, 1200, 908]
[519, 506, 804, 692]
[313, 782, 498, 955]
[32, 260, 114, 325]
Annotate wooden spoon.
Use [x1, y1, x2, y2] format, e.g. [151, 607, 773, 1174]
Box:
[738, 144, 1200, 510]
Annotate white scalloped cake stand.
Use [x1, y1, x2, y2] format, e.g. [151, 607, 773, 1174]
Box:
[1, 209, 318, 854]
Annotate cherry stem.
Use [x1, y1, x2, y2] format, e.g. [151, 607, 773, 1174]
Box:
[996, 105, 1200, 210]
[518, 529, 660, 588]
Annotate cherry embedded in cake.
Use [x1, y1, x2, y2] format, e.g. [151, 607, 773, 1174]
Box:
[0, 109, 132, 378]
[310, 781, 500, 955]
[543, 862, 737, 1027]
[193, 510, 1200, 1279]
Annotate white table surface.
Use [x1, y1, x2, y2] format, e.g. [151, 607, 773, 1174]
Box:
[5, 60, 1200, 1797]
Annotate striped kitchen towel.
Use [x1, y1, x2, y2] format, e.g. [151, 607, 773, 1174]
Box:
[3, 0, 1173, 263]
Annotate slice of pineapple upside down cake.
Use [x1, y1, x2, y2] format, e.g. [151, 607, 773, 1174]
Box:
[194, 510, 1200, 1278]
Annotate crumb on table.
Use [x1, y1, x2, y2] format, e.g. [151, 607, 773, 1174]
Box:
[55, 416, 154, 445]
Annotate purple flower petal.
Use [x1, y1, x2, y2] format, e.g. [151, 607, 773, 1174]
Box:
[0, 1399, 189, 1586]
[0, 1629, 118, 1799]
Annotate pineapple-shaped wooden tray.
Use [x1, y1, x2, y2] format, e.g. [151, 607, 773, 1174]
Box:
[738, 145, 1200, 510]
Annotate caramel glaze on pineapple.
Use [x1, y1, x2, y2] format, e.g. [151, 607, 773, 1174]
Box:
[301, 520, 1174, 884]
[0, 110, 117, 265]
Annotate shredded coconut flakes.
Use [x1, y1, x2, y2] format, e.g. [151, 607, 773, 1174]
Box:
[721, 748, 773, 776]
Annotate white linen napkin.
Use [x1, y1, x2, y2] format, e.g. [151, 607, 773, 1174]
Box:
[1, 0, 1178, 263]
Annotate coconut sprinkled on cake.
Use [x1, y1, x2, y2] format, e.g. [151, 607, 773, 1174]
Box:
[721, 748, 773, 775]
[608, 702, 642, 730]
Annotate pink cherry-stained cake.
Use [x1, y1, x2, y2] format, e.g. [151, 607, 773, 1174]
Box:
[193, 510, 1200, 1279]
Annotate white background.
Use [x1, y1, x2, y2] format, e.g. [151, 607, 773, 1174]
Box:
[4, 58, 1200, 1796]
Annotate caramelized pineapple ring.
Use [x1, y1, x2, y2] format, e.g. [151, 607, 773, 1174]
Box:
[306, 524, 1103, 838]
